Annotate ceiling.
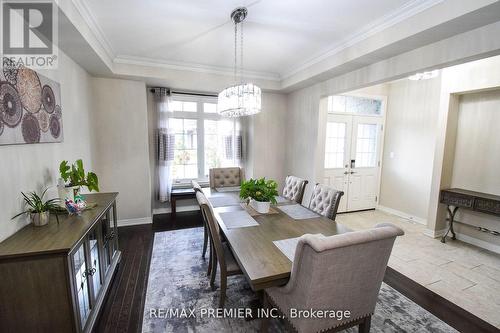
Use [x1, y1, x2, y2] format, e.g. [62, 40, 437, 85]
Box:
[83, 0, 421, 79]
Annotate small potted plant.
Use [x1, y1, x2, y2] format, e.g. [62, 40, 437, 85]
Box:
[12, 189, 61, 226]
[240, 178, 278, 214]
[58, 159, 99, 203]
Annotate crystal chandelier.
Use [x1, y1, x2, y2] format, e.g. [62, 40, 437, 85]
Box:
[217, 7, 261, 117]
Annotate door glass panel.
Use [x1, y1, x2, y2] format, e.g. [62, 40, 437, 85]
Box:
[324, 122, 346, 168]
[328, 95, 382, 115]
[355, 123, 378, 167]
[89, 228, 102, 299]
[74, 243, 91, 329]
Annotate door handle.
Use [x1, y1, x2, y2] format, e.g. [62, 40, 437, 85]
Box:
[343, 171, 349, 175]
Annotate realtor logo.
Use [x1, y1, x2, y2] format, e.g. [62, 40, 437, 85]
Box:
[1, 0, 58, 68]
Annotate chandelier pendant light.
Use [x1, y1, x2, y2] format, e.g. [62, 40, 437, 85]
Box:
[217, 7, 262, 117]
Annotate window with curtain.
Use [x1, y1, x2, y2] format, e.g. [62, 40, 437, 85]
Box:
[168, 94, 242, 184]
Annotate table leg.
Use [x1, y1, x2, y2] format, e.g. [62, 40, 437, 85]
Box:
[441, 206, 458, 243]
[171, 197, 177, 219]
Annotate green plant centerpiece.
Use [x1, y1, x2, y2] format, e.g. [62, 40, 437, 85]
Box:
[12, 189, 61, 227]
[58, 159, 99, 204]
[240, 178, 278, 214]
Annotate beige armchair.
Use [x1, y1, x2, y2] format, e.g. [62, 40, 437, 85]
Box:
[262, 223, 404, 333]
[308, 183, 344, 221]
[209, 167, 244, 189]
[282, 175, 308, 204]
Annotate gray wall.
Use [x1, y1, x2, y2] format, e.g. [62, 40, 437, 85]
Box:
[91, 78, 152, 223]
[451, 91, 500, 249]
[0, 51, 95, 242]
[379, 77, 442, 220]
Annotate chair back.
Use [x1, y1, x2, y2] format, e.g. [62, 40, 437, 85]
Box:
[282, 175, 308, 204]
[191, 180, 203, 192]
[195, 191, 226, 271]
[308, 183, 344, 220]
[275, 223, 404, 332]
[209, 167, 244, 189]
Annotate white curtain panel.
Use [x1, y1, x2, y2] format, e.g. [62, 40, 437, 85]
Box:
[155, 88, 174, 202]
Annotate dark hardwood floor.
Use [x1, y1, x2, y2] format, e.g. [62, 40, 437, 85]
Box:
[94, 211, 499, 333]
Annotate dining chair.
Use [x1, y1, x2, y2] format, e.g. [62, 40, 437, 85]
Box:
[308, 183, 344, 221]
[209, 167, 244, 190]
[191, 179, 203, 193]
[195, 191, 243, 308]
[282, 175, 308, 204]
[261, 223, 404, 333]
[192, 180, 210, 263]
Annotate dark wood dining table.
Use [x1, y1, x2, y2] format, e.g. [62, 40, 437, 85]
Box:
[202, 188, 352, 291]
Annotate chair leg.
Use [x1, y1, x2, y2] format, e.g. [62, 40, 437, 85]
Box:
[202, 222, 208, 258]
[359, 316, 371, 333]
[210, 255, 217, 291]
[219, 271, 227, 308]
[207, 240, 212, 276]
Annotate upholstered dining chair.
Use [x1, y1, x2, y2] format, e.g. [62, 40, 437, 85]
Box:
[195, 191, 243, 308]
[261, 223, 404, 333]
[209, 167, 244, 190]
[282, 175, 308, 204]
[308, 183, 344, 221]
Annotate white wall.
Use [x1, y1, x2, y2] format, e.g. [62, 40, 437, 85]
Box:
[91, 78, 152, 224]
[0, 51, 94, 242]
[379, 77, 441, 221]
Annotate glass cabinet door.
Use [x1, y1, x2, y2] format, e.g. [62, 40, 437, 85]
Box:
[88, 227, 102, 300]
[108, 203, 118, 259]
[101, 214, 111, 274]
[73, 242, 91, 329]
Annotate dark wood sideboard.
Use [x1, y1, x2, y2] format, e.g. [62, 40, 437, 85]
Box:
[440, 188, 500, 243]
[0, 192, 120, 333]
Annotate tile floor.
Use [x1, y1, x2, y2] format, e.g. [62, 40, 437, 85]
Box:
[336, 210, 500, 328]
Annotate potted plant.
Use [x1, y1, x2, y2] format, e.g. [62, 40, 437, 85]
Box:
[58, 159, 99, 203]
[240, 178, 278, 214]
[12, 189, 61, 226]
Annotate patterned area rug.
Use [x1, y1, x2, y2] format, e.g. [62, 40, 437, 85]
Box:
[142, 228, 457, 333]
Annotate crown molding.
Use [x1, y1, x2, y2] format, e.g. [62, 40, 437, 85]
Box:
[69, 0, 444, 85]
[281, 0, 445, 80]
[113, 55, 282, 82]
[71, 0, 116, 61]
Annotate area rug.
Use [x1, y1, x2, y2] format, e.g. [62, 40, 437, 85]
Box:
[142, 228, 457, 333]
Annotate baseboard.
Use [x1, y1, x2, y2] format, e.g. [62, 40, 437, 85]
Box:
[117, 217, 152, 227]
[153, 205, 199, 215]
[376, 205, 427, 225]
[455, 232, 500, 254]
[424, 228, 447, 238]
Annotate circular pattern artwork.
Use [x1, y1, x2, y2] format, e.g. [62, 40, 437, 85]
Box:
[21, 113, 41, 143]
[2, 58, 19, 85]
[49, 114, 61, 139]
[42, 85, 55, 113]
[16, 67, 42, 114]
[0, 82, 23, 128]
[38, 109, 50, 132]
[54, 105, 62, 119]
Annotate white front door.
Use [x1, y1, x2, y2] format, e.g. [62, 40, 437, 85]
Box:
[323, 115, 352, 212]
[324, 115, 383, 212]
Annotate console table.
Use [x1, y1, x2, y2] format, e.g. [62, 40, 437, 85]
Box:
[440, 188, 500, 243]
[0, 193, 120, 333]
[170, 188, 196, 218]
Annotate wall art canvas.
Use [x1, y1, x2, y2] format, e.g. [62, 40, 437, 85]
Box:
[0, 61, 63, 145]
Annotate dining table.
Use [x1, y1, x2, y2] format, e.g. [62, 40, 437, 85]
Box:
[202, 187, 352, 291]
